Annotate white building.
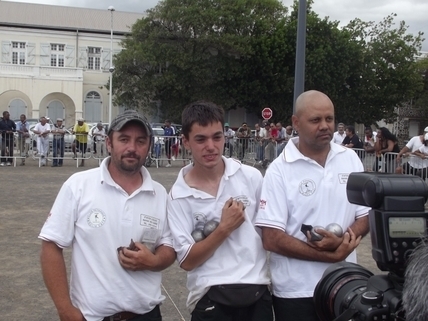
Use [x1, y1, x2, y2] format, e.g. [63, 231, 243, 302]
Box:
[0, 1, 144, 126]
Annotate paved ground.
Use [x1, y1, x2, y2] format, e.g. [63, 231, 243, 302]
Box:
[0, 157, 382, 321]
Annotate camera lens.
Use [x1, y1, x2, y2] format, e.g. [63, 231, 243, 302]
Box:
[314, 262, 373, 321]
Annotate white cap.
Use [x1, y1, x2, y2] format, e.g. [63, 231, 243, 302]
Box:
[424, 126, 428, 132]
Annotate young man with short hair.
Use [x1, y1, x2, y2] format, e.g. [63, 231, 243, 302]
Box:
[167, 101, 272, 321]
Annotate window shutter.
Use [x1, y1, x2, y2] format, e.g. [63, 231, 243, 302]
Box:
[65, 45, 75, 67]
[101, 48, 111, 70]
[40, 43, 51, 66]
[78, 47, 87, 68]
[1, 41, 11, 64]
[26, 43, 36, 65]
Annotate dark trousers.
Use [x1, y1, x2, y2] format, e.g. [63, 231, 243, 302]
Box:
[103, 305, 161, 321]
[52, 138, 64, 165]
[272, 296, 320, 321]
[191, 290, 273, 321]
[1, 138, 14, 163]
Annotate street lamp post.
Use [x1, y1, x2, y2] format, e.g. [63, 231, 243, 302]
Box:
[108, 6, 115, 124]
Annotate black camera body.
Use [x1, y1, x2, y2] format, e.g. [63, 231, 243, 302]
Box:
[314, 173, 428, 321]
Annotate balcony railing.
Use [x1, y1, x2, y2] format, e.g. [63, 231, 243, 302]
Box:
[0, 64, 83, 81]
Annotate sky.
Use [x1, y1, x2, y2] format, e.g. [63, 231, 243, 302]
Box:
[8, 0, 428, 51]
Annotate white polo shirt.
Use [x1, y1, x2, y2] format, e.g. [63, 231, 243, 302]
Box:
[39, 157, 173, 321]
[255, 138, 369, 299]
[406, 136, 427, 169]
[332, 131, 346, 144]
[167, 157, 270, 312]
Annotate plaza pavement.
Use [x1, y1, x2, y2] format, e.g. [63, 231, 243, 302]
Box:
[0, 157, 382, 321]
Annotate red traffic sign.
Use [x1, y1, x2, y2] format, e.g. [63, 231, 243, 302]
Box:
[262, 107, 273, 120]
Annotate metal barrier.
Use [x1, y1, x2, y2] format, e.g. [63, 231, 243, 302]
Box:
[145, 135, 192, 168]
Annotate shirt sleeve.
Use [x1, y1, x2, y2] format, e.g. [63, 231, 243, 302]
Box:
[38, 183, 78, 248]
[167, 197, 195, 265]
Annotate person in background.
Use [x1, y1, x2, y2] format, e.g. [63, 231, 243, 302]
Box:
[72, 118, 89, 167]
[32, 116, 51, 167]
[167, 101, 272, 321]
[255, 90, 369, 321]
[0, 111, 16, 166]
[236, 122, 252, 161]
[51, 118, 66, 167]
[164, 119, 176, 167]
[224, 123, 235, 158]
[373, 127, 400, 173]
[396, 127, 428, 176]
[15, 114, 30, 166]
[410, 133, 428, 179]
[363, 127, 377, 154]
[254, 123, 267, 163]
[332, 123, 346, 144]
[275, 122, 287, 156]
[341, 125, 363, 149]
[39, 110, 175, 321]
[92, 122, 107, 157]
[262, 122, 278, 167]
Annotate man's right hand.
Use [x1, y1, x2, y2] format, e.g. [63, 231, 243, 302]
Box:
[58, 305, 85, 321]
[219, 198, 245, 235]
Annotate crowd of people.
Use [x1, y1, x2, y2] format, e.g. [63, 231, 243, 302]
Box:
[36, 92, 428, 321]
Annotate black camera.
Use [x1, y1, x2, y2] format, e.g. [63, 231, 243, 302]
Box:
[314, 172, 428, 321]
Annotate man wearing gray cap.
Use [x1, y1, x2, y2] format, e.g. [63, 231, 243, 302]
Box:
[51, 118, 66, 167]
[39, 110, 176, 321]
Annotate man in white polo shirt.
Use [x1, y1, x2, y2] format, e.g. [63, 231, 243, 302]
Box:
[332, 122, 346, 144]
[255, 90, 370, 321]
[167, 101, 272, 321]
[39, 110, 175, 321]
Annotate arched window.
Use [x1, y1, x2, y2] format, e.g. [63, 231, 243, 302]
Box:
[9, 99, 26, 120]
[47, 100, 64, 121]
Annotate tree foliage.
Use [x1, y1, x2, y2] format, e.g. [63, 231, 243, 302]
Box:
[112, 0, 425, 125]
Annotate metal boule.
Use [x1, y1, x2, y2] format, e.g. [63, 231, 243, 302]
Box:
[310, 226, 325, 242]
[325, 223, 343, 237]
[191, 229, 206, 242]
[203, 220, 219, 237]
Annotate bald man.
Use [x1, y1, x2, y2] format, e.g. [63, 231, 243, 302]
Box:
[255, 90, 370, 321]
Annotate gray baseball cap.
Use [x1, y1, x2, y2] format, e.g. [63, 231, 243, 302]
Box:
[108, 110, 152, 136]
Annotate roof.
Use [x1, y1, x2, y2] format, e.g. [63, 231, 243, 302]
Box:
[0, 1, 145, 34]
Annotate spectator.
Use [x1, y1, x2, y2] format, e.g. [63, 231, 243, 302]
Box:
[332, 123, 346, 144]
[163, 119, 176, 167]
[411, 133, 428, 179]
[236, 122, 252, 161]
[92, 122, 106, 157]
[396, 127, 428, 176]
[224, 123, 235, 158]
[342, 125, 363, 149]
[15, 114, 30, 166]
[167, 101, 272, 321]
[0, 111, 16, 166]
[255, 90, 369, 321]
[39, 110, 176, 321]
[263, 122, 278, 167]
[275, 122, 287, 156]
[254, 123, 267, 162]
[72, 118, 89, 166]
[32, 116, 51, 167]
[51, 118, 66, 167]
[373, 127, 400, 173]
[363, 127, 377, 154]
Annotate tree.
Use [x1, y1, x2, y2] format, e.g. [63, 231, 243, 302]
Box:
[113, 0, 288, 122]
[339, 14, 424, 125]
[413, 57, 428, 110]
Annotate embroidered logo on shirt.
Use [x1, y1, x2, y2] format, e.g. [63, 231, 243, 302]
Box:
[338, 173, 349, 184]
[259, 199, 267, 209]
[193, 212, 207, 229]
[233, 195, 250, 207]
[87, 209, 106, 228]
[299, 179, 316, 196]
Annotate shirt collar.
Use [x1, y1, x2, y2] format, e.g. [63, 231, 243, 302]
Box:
[170, 156, 241, 199]
[282, 137, 347, 163]
[99, 157, 155, 193]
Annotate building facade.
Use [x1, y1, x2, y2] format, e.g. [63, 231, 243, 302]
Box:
[0, 1, 143, 127]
